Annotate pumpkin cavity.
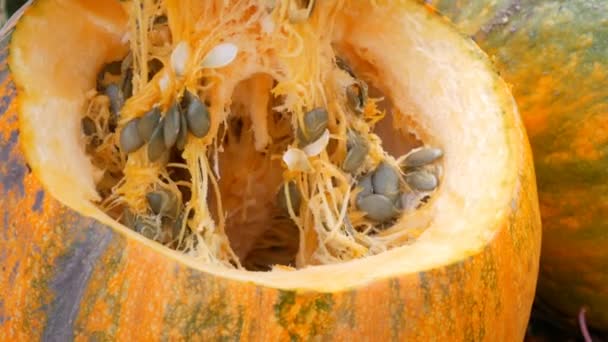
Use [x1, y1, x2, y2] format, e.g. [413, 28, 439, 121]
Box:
[80, 0, 443, 271]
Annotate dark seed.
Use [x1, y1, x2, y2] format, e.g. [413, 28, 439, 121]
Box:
[146, 190, 178, 217]
[148, 118, 166, 162]
[277, 181, 302, 213]
[120, 54, 134, 99]
[147, 192, 164, 215]
[357, 194, 400, 222]
[120, 118, 144, 153]
[81, 116, 97, 136]
[356, 174, 373, 205]
[346, 80, 368, 114]
[405, 170, 438, 192]
[185, 93, 211, 138]
[372, 162, 400, 200]
[297, 107, 328, 145]
[137, 107, 161, 142]
[342, 130, 368, 173]
[402, 147, 443, 168]
[176, 110, 188, 150]
[105, 83, 124, 117]
[163, 103, 181, 148]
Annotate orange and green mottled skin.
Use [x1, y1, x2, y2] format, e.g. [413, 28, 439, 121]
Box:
[0, 0, 541, 340]
[429, 0, 608, 330]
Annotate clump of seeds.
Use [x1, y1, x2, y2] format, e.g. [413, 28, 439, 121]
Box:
[81, 0, 444, 270]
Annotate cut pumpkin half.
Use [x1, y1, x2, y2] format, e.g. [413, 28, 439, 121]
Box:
[2, 0, 541, 339]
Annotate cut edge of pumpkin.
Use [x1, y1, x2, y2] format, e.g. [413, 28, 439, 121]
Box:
[10, 0, 522, 291]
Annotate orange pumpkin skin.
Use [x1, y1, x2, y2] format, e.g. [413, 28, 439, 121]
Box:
[0, 1, 541, 340]
[429, 0, 608, 330]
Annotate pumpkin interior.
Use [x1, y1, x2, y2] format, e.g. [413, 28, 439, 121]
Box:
[11, 0, 517, 289]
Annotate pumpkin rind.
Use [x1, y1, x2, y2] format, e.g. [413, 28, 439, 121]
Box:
[1, 0, 541, 340]
[430, 0, 608, 330]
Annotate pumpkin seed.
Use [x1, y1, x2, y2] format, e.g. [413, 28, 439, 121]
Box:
[121, 68, 134, 100]
[163, 103, 181, 148]
[405, 170, 438, 192]
[346, 80, 368, 114]
[277, 181, 302, 213]
[137, 107, 161, 142]
[372, 162, 400, 200]
[185, 92, 211, 138]
[356, 174, 373, 204]
[120, 54, 133, 99]
[357, 194, 400, 222]
[148, 118, 166, 162]
[81, 116, 97, 136]
[342, 130, 369, 173]
[120, 118, 144, 153]
[105, 83, 124, 117]
[402, 147, 443, 168]
[176, 110, 188, 150]
[146, 190, 178, 218]
[297, 107, 328, 145]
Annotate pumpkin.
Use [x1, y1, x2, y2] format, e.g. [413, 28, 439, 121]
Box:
[1, 0, 541, 340]
[428, 0, 608, 330]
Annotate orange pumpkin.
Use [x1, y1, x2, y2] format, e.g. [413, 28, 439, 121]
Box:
[0, 0, 541, 340]
[429, 0, 608, 330]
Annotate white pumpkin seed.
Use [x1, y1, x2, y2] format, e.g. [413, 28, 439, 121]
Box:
[171, 41, 190, 76]
[201, 43, 238, 69]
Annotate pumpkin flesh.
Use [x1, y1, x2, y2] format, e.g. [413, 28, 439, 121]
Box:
[2, 0, 541, 339]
